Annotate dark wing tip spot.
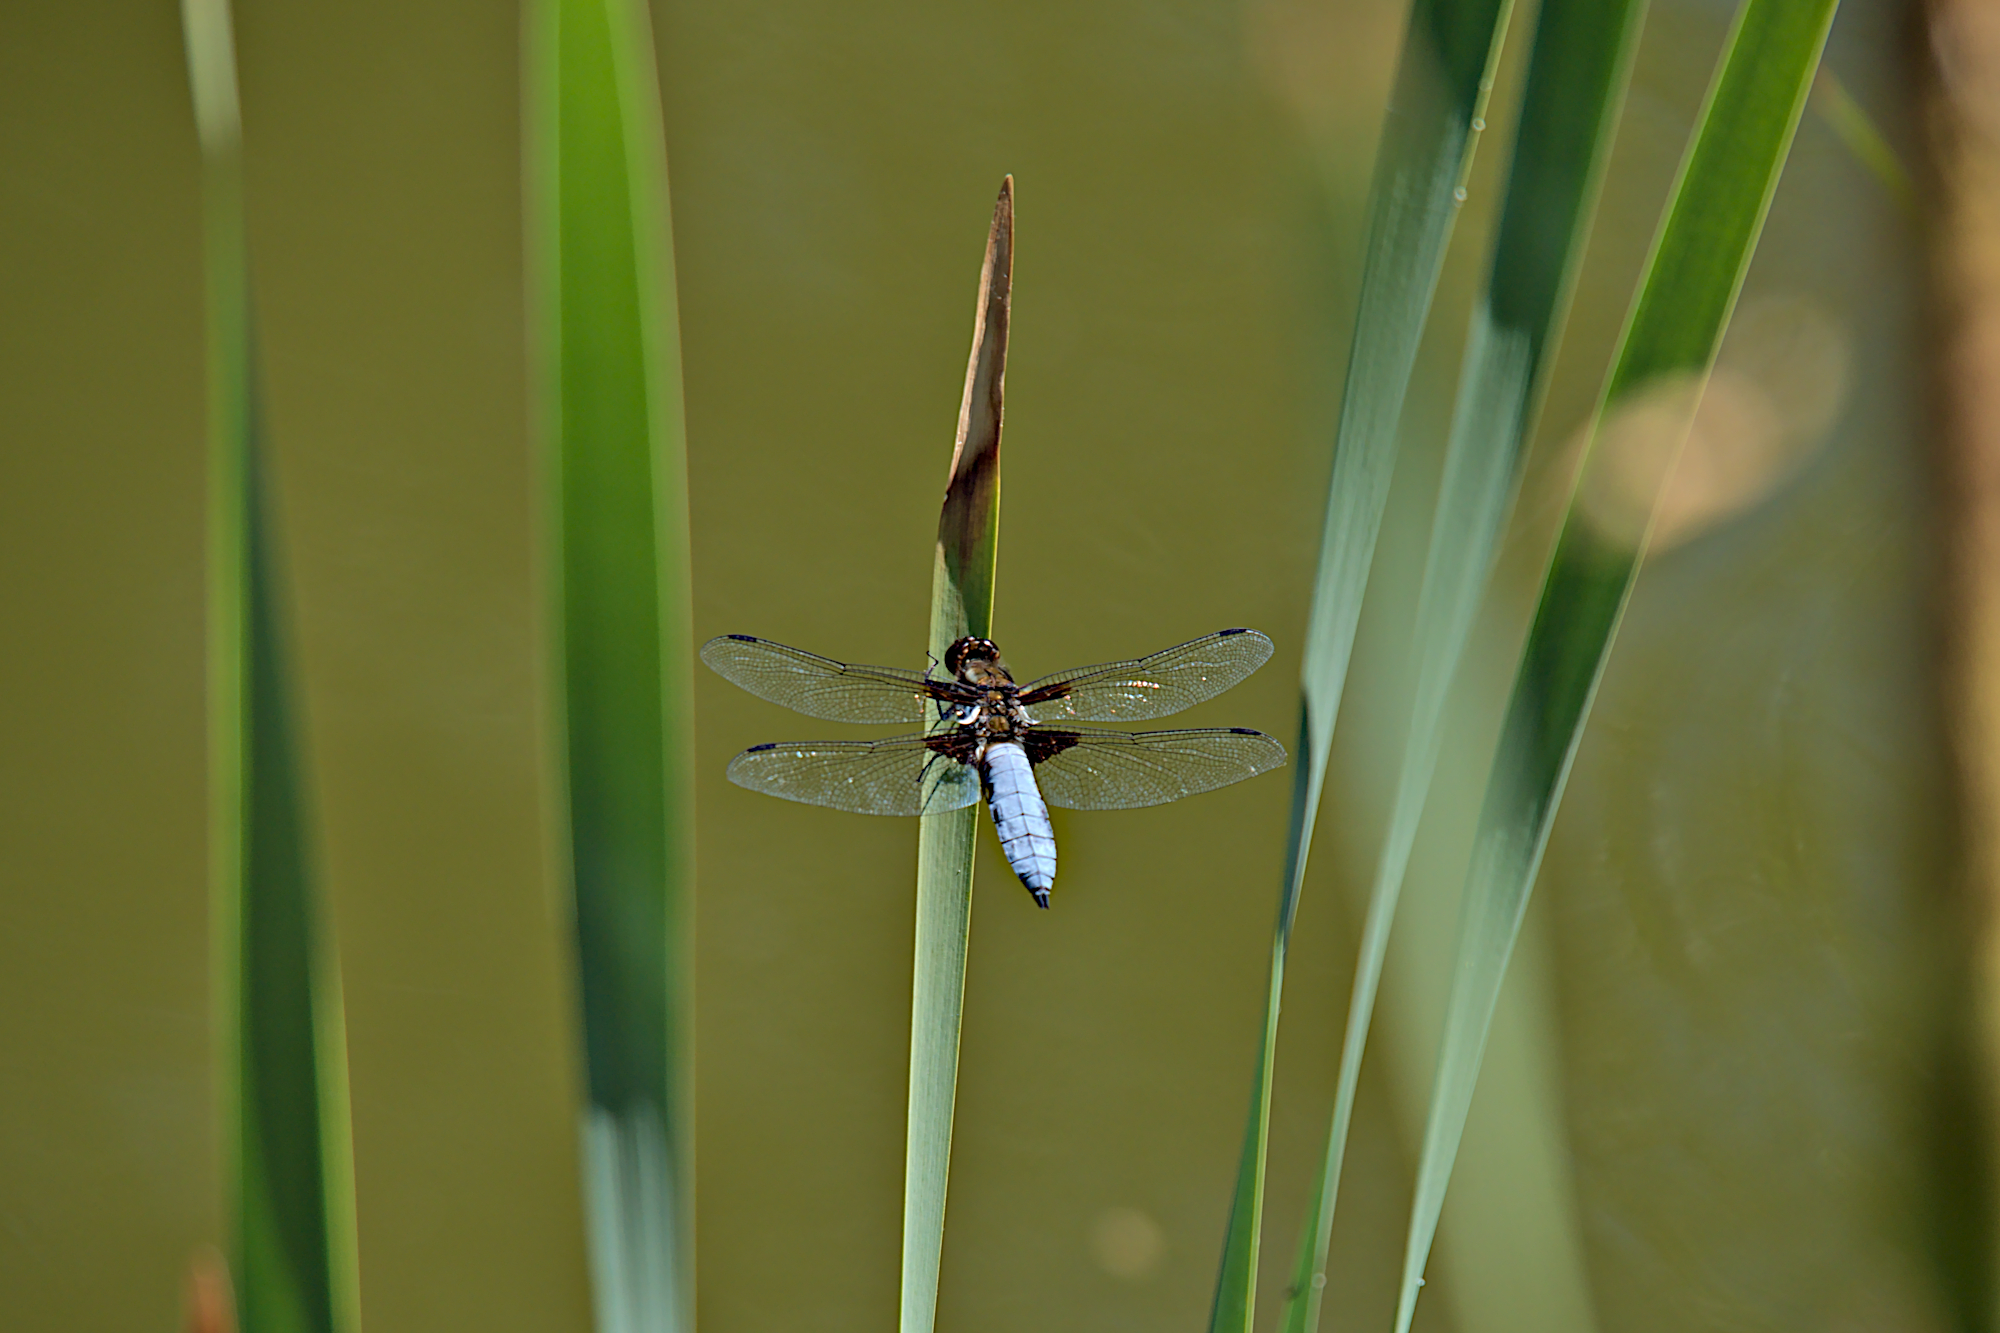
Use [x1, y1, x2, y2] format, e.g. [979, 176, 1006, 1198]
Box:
[727, 633, 758, 642]
[1220, 627, 1249, 636]
[746, 742, 777, 752]
[1230, 727, 1262, 736]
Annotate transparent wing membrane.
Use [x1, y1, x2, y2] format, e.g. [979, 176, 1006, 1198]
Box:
[1027, 726, 1286, 810]
[724, 735, 981, 817]
[1020, 628, 1274, 721]
[700, 634, 948, 724]
[709, 630, 1283, 818]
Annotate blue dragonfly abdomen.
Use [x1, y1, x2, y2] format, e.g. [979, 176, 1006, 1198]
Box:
[982, 740, 1056, 906]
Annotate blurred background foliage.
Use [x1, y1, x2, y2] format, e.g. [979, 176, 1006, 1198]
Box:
[0, 0, 1978, 1331]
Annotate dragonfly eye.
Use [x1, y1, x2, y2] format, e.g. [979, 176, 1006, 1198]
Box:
[944, 636, 1002, 676]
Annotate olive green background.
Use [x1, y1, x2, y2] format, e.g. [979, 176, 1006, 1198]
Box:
[0, 0, 1961, 1330]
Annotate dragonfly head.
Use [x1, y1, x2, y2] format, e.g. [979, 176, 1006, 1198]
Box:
[944, 636, 1007, 682]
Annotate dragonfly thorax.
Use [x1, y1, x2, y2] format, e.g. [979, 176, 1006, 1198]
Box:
[978, 699, 1023, 737]
[945, 635, 1012, 686]
[950, 691, 1033, 742]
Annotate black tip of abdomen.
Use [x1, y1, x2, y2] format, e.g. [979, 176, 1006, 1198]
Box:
[1033, 889, 1050, 909]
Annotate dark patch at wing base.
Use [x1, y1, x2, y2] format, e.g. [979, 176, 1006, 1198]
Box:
[1023, 729, 1082, 765]
[925, 729, 982, 764]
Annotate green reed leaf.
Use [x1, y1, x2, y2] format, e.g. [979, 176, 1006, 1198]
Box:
[1209, 2, 1514, 1329]
[530, 0, 695, 1326]
[1279, 0, 1647, 1327]
[1392, 1, 1839, 1328]
[182, 1, 361, 1328]
[902, 179, 1011, 1333]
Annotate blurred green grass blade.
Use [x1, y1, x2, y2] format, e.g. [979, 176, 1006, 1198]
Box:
[1210, 1, 1514, 1329]
[1393, 2, 1839, 1329]
[1279, 0, 1646, 1326]
[1810, 70, 1916, 216]
[902, 180, 1010, 1333]
[235, 431, 362, 1333]
[531, 0, 696, 1327]
[183, 1, 361, 1329]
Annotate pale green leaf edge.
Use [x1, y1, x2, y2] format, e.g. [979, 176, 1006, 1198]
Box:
[603, 2, 698, 1329]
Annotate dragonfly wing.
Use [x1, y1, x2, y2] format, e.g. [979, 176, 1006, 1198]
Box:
[1025, 726, 1287, 810]
[1018, 629, 1274, 721]
[701, 634, 955, 723]
[725, 733, 982, 816]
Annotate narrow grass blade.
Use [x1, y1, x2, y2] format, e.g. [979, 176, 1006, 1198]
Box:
[1810, 70, 1916, 216]
[529, 0, 696, 1327]
[902, 179, 1010, 1333]
[1392, 1, 1840, 1328]
[1209, 2, 1515, 1329]
[1279, 0, 1647, 1326]
[183, 1, 361, 1329]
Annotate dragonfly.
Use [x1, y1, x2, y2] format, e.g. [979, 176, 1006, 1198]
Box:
[701, 628, 1286, 907]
